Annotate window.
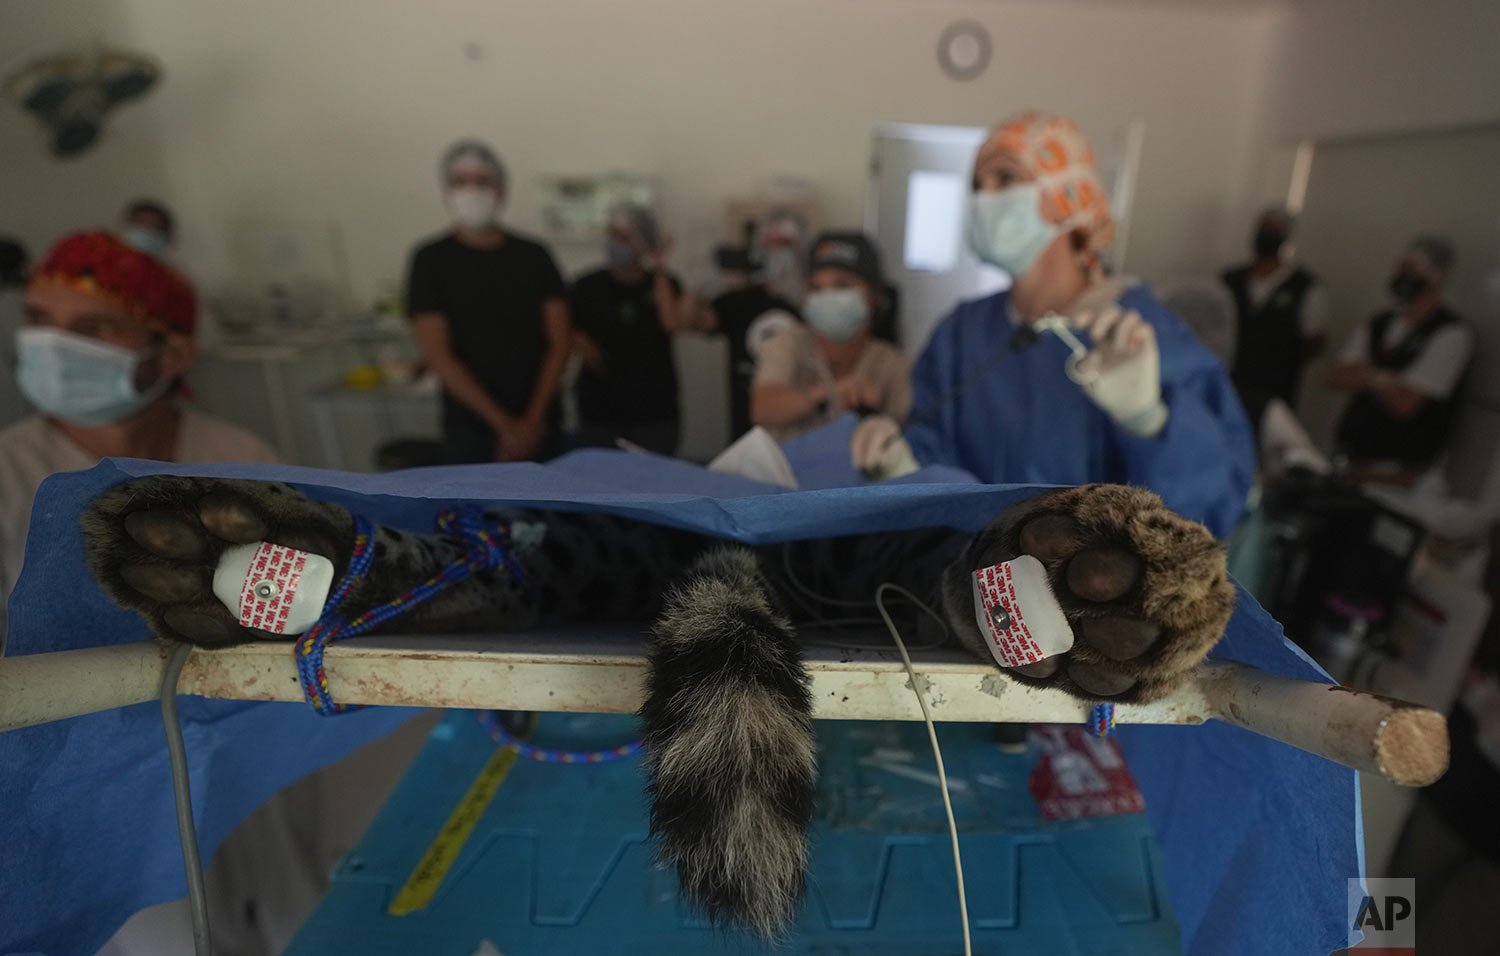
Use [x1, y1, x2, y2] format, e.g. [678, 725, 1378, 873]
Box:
[903, 171, 966, 273]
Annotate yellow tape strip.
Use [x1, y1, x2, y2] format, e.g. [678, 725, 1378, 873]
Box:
[386, 746, 520, 916]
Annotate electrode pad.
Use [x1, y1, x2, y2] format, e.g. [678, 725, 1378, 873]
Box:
[212, 541, 335, 635]
[970, 554, 1074, 668]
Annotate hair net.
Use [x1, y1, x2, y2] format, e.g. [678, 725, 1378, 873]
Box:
[1407, 235, 1456, 278]
[755, 207, 809, 251]
[983, 111, 1114, 250]
[608, 203, 661, 251]
[440, 140, 507, 191]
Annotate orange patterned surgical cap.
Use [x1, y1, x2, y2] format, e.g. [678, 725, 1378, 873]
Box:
[981, 111, 1115, 251]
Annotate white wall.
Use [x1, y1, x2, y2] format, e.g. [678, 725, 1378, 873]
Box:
[1260, 0, 1500, 143]
[1289, 125, 1500, 499]
[1, 0, 1279, 302]
[1248, 0, 1500, 504]
[1237, 0, 1500, 230]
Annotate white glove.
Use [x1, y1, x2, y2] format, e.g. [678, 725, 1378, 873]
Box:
[851, 415, 920, 480]
[1069, 305, 1168, 437]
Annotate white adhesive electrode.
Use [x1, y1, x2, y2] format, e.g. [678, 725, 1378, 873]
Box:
[970, 554, 1074, 668]
[212, 541, 335, 635]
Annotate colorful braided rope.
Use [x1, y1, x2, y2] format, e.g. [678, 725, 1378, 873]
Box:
[295, 507, 526, 716]
[1087, 702, 1116, 737]
[477, 711, 644, 764]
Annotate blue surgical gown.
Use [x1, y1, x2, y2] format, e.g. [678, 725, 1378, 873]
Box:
[906, 282, 1255, 537]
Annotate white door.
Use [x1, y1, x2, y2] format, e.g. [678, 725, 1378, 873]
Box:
[866, 123, 1006, 355]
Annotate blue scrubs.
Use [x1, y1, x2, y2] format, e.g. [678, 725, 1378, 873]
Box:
[906, 282, 1255, 537]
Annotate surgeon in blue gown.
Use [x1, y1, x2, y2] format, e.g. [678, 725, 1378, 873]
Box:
[852, 111, 1253, 537]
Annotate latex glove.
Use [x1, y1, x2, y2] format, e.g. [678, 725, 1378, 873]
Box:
[1070, 305, 1168, 437]
[851, 414, 920, 480]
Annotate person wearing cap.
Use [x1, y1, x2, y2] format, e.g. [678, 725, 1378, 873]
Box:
[1222, 207, 1327, 425]
[852, 111, 1253, 537]
[569, 203, 686, 455]
[406, 139, 571, 464]
[750, 232, 910, 442]
[1328, 236, 1473, 485]
[0, 231, 278, 640]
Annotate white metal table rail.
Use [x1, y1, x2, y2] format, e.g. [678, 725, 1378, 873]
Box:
[0, 628, 1448, 787]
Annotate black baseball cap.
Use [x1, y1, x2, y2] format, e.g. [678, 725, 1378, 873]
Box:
[806, 232, 884, 288]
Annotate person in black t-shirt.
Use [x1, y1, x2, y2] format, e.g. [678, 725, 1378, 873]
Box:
[691, 208, 807, 441]
[406, 140, 572, 464]
[569, 205, 685, 456]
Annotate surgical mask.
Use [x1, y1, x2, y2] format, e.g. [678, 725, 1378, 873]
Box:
[803, 288, 869, 343]
[121, 226, 170, 258]
[762, 247, 806, 303]
[604, 237, 636, 271]
[446, 187, 500, 231]
[15, 326, 169, 426]
[1253, 229, 1285, 260]
[1390, 271, 1428, 304]
[968, 184, 1059, 278]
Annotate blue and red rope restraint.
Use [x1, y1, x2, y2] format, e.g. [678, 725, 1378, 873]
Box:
[477, 711, 643, 764]
[293, 507, 645, 761]
[294, 507, 527, 717]
[1087, 702, 1116, 737]
[294, 507, 1106, 748]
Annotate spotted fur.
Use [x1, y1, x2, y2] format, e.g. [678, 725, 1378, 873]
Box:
[80, 476, 1232, 938]
[940, 484, 1235, 703]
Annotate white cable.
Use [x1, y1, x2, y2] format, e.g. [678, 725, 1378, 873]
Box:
[876, 583, 972, 956]
[782, 545, 967, 952]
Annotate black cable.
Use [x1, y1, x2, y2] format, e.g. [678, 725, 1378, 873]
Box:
[899, 325, 1040, 432]
[160, 642, 214, 956]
